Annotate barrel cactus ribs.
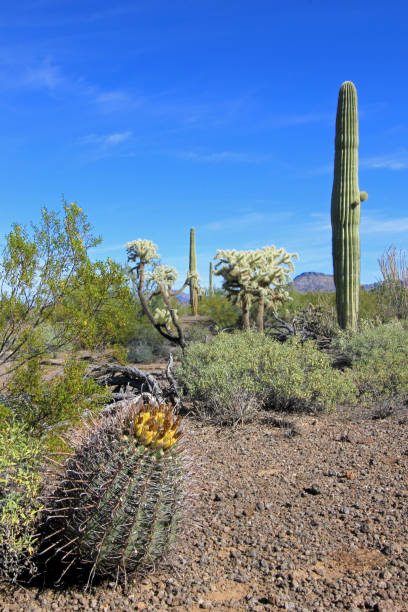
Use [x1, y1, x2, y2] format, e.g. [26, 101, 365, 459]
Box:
[39, 399, 188, 587]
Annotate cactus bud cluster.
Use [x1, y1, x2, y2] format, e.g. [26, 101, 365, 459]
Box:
[126, 239, 159, 264]
[148, 264, 178, 289]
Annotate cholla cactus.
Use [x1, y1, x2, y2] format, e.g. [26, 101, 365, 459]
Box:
[154, 306, 178, 330]
[127, 239, 186, 349]
[148, 265, 178, 290]
[126, 239, 159, 264]
[214, 246, 298, 331]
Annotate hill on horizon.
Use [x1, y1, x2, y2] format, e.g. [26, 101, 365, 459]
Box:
[292, 272, 376, 293]
[175, 272, 376, 302]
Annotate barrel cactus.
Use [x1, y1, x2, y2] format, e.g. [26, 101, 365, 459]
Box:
[39, 398, 190, 587]
[331, 80, 368, 330]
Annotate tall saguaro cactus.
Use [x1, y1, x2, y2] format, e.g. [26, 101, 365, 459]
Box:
[189, 228, 199, 315]
[331, 81, 368, 331]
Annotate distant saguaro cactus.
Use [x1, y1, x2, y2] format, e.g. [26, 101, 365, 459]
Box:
[331, 81, 368, 331]
[209, 262, 213, 296]
[189, 228, 199, 316]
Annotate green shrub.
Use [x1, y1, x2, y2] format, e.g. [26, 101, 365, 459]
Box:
[176, 331, 357, 418]
[274, 289, 335, 319]
[184, 322, 216, 345]
[352, 350, 408, 401]
[0, 415, 44, 583]
[358, 287, 384, 322]
[7, 358, 111, 438]
[332, 321, 408, 400]
[198, 291, 240, 329]
[126, 319, 177, 363]
[0, 203, 133, 381]
[376, 246, 408, 320]
[332, 320, 408, 361]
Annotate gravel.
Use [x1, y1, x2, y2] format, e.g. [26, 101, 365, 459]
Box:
[1, 402, 407, 611]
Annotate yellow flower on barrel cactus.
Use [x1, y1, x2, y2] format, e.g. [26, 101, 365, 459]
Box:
[134, 403, 182, 449]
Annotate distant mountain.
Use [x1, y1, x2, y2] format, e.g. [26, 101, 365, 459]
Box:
[293, 272, 336, 293]
[176, 274, 376, 301]
[292, 272, 376, 294]
[176, 292, 190, 303]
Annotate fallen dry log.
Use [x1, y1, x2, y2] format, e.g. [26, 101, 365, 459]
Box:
[86, 354, 182, 412]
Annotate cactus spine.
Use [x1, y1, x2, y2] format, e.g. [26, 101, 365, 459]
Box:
[209, 262, 213, 296]
[40, 400, 187, 587]
[189, 228, 199, 315]
[331, 81, 368, 331]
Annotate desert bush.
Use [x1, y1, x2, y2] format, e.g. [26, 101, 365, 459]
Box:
[332, 320, 408, 361]
[0, 413, 44, 583]
[0, 203, 132, 384]
[191, 388, 260, 426]
[183, 322, 216, 345]
[332, 321, 408, 400]
[198, 290, 245, 330]
[274, 289, 335, 318]
[52, 259, 137, 351]
[176, 331, 357, 419]
[126, 317, 179, 363]
[376, 245, 408, 320]
[6, 358, 111, 439]
[358, 287, 384, 323]
[275, 288, 384, 328]
[125, 293, 185, 363]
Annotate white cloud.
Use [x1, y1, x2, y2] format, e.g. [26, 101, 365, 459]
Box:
[104, 131, 133, 145]
[361, 216, 408, 233]
[309, 210, 408, 235]
[89, 242, 127, 254]
[22, 58, 64, 90]
[360, 152, 408, 170]
[80, 131, 133, 147]
[170, 150, 273, 163]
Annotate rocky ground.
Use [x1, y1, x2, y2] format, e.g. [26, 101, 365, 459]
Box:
[1, 401, 407, 612]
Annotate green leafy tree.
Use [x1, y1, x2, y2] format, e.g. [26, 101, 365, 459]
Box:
[0, 202, 132, 385]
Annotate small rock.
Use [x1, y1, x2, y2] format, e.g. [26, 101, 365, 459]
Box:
[304, 484, 321, 495]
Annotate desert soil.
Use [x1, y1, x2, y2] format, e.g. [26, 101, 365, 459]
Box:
[1, 392, 407, 611]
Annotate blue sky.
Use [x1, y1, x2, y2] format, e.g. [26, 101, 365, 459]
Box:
[1, 0, 407, 287]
